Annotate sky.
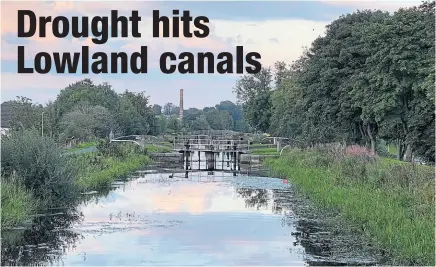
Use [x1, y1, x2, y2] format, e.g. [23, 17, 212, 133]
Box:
[0, 0, 421, 108]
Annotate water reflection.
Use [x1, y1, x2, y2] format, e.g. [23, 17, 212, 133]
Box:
[1, 171, 383, 266]
[235, 189, 269, 210]
[1, 208, 84, 266]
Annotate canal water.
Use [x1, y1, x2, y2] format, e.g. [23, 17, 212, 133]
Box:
[1, 166, 384, 266]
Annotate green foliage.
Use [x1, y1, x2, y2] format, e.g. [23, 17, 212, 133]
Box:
[118, 90, 156, 135]
[242, 2, 435, 162]
[1, 129, 79, 207]
[75, 154, 151, 190]
[96, 139, 145, 158]
[266, 149, 435, 265]
[250, 147, 279, 155]
[163, 102, 179, 116]
[59, 104, 116, 142]
[55, 79, 120, 119]
[234, 68, 273, 132]
[144, 144, 172, 153]
[166, 115, 182, 132]
[2, 97, 44, 131]
[64, 141, 97, 152]
[1, 177, 37, 228]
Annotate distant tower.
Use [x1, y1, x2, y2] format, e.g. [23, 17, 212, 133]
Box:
[179, 89, 184, 120]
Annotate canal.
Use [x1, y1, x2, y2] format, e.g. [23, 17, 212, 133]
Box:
[1, 163, 385, 266]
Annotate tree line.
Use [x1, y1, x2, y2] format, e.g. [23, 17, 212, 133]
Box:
[1, 79, 250, 144]
[235, 1, 435, 163]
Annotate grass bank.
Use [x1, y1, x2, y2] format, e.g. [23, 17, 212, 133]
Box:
[64, 141, 97, 152]
[250, 147, 280, 155]
[75, 153, 151, 190]
[145, 144, 172, 153]
[265, 147, 435, 265]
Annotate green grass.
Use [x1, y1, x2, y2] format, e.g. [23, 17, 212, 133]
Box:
[145, 144, 172, 153]
[250, 143, 275, 149]
[1, 180, 38, 228]
[251, 147, 279, 155]
[64, 141, 97, 152]
[265, 149, 435, 266]
[76, 154, 151, 190]
[387, 143, 399, 156]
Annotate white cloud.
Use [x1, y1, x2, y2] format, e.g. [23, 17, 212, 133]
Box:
[210, 19, 328, 67]
[324, 0, 421, 12]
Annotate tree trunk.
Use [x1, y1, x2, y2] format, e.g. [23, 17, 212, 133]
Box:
[396, 139, 403, 160]
[367, 124, 376, 153]
[403, 144, 413, 162]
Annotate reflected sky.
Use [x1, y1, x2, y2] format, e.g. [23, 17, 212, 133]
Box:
[2, 171, 383, 266]
[61, 173, 306, 265]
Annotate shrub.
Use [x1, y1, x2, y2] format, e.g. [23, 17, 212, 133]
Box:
[1, 129, 79, 207]
[96, 138, 145, 158]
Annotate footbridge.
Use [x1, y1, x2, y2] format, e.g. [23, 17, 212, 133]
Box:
[109, 134, 163, 148]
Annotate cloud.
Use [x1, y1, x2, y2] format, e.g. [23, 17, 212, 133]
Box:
[210, 19, 328, 66]
[323, 0, 420, 12]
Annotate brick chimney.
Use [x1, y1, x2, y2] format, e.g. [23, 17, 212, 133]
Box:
[179, 89, 184, 120]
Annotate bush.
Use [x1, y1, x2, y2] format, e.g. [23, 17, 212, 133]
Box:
[96, 138, 145, 158]
[1, 129, 79, 207]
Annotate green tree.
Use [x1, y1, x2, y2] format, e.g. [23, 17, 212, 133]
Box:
[119, 90, 156, 135]
[59, 104, 117, 142]
[152, 104, 162, 115]
[166, 115, 181, 133]
[234, 67, 273, 132]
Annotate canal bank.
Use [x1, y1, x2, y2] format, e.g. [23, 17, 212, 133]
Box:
[265, 148, 435, 266]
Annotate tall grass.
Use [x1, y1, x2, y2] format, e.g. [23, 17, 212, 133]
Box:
[1, 177, 37, 228]
[64, 141, 97, 152]
[265, 146, 435, 266]
[145, 144, 172, 153]
[75, 154, 151, 190]
[250, 147, 279, 155]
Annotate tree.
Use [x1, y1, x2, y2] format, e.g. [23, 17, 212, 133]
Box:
[55, 79, 120, 119]
[117, 96, 150, 136]
[5, 97, 44, 132]
[166, 115, 181, 133]
[152, 104, 162, 115]
[190, 115, 211, 130]
[59, 104, 116, 142]
[163, 102, 179, 116]
[119, 90, 156, 135]
[234, 67, 274, 132]
[241, 1, 435, 162]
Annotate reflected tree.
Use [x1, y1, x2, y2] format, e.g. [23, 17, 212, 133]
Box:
[236, 188, 269, 210]
[1, 208, 84, 266]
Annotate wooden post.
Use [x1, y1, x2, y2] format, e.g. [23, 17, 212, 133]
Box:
[221, 152, 224, 170]
[276, 140, 281, 153]
[233, 144, 237, 171]
[185, 141, 190, 172]
[238, 152, 241, 170]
